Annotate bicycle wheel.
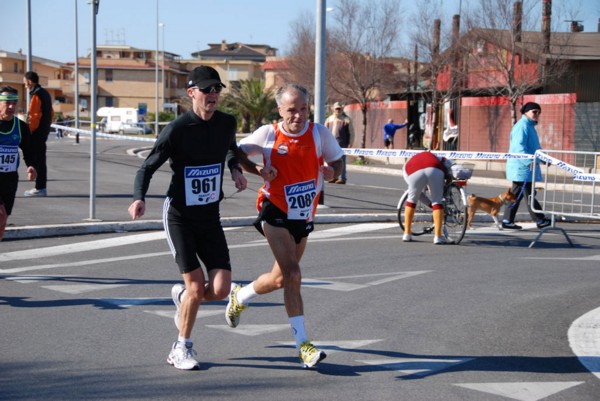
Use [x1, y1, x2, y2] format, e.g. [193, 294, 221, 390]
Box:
[443, 183, 468, 244]
[397, 189, 434, 236]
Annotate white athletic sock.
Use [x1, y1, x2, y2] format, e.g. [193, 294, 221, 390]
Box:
[177, 336, 192, 347]
[289, 315, 307, 349]
[236, 282, 258, 305]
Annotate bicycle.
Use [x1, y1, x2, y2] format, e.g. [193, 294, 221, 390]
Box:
[397, 164, 472, 244]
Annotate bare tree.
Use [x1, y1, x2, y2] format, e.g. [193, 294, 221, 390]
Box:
[282, 11, 318, 102]
[326, 0, 404, 152]
[409, 0, 459, 150]
[461, 0, 570, 124]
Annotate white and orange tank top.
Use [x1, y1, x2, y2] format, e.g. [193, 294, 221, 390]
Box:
[240, 121, 343, 221]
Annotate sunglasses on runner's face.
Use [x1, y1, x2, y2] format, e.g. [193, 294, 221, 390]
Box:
[193, 85, 222, 94]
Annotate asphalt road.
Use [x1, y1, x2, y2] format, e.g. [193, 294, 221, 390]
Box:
[1, 134, 600, 400]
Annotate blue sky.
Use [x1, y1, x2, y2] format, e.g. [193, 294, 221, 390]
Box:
[2, 0, 599, 63]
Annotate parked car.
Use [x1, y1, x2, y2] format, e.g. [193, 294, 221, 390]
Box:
[118, 123, 144, 135]
[137, 122, 153, 135]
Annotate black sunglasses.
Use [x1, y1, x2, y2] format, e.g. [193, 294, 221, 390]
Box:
[192, 85, 223, 94]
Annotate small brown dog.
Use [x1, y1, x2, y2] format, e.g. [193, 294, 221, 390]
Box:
[467, 188, 518, 230]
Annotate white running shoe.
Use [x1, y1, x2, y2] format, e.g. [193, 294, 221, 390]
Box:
[23, 188, 47, 197]
[433, 236, 448, 244]
[171, 284, 185, 330]
[402, 233, 412, 242]
[167, 342, 200, 370]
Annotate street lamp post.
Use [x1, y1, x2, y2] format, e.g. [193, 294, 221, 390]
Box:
[160, 23, 165, 108]
[74, 0, 80, 143]
[154, 0, 159, 135]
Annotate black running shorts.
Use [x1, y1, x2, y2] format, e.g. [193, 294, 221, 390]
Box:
[253, 199, 314, 244]
[164, 199, 231, 274]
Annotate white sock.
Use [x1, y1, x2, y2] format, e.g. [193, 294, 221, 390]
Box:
[289, 315, 307, 349]
[236, 282, 258, 305]
[177, 336, 192, 347]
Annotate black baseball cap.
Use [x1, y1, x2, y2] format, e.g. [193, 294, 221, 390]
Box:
[187, 66, 226, 89]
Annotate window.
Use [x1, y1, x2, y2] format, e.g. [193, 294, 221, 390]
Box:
[105, 69, 113, 82]
[83, 71, 90, 84]
[105, 97, 114, 107]
[226, 66, 239, 81]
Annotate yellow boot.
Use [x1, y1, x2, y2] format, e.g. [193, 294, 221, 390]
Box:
[403, 205, 415, 242]
[432, 208, 448, 244]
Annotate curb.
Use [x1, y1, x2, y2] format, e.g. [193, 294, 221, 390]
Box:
[4, 212, 535, 240]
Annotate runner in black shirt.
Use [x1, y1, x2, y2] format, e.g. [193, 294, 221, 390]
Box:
[128, 66, 247, 370]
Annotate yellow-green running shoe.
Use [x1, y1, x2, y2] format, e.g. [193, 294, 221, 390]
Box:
[298, 341, 327, 368]
[225, 284, 247, 328]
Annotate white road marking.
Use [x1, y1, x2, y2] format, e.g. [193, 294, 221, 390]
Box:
[526, 255, 600, 261]
[276, 339, 384, 355]
[99, 297, 170, 307]
[309, 223, 398, 239]
[0, 251, 170, 274]
[0, 224, 403, 273]
[0, 227, 240, 262]
[277, 340, 383, 355]
[357, 357, 473, 377]
[302, 271, 431, 291]
[568, 306, 600, 380]
[4, 275, 73, 283]
[146, 309, 223, 319]
[42, 283, 127, 294]
[206, 324, 290, 336]
[453, 381, 584, 401]
[0, 231, 167, 262]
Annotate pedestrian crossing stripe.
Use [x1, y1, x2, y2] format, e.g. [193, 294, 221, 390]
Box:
[302, 271, 431, 291]
[146, 309, 223, 319]
[453, 381, 584, 401]
[357, 357, 474, 377]
[276, 339, 384, 354]
[206, 324, 290, 336]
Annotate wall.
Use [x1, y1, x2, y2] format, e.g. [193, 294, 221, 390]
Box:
[459, 93, 577, 153]
[345, 100, 409, 149]
[342, 94, 587, 169]
[575, 102, 600, 152]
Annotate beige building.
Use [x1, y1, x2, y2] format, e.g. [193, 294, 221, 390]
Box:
[0, 49, 71, 117]
[0, 40, 277, 122]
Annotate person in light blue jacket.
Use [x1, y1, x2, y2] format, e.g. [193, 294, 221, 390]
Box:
[502, 102, 550, 230]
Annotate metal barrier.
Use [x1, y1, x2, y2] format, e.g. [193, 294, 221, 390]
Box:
[530, 150, 600, 247]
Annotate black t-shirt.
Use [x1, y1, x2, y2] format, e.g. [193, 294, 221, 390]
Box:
[133, 110, 238, 217]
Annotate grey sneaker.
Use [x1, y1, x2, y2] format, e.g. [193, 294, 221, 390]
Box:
[171, 284, 185, 331]
[167, 342, 199, 370]
[299, 341, 326, 368]
[225, 283, 247, 328]
[24, 188, 47, 197]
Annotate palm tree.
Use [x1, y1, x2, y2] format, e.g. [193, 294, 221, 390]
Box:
[221, 79, 277, 133]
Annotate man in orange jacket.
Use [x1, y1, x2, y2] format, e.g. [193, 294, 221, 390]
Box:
[23, 71, 53, 197]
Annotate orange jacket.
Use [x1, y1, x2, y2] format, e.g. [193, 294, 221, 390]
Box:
[28, 86, 54, 134]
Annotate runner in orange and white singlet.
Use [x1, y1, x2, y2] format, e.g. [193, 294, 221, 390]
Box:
[226, 83, 343, 368]
[253, 120, 328, 224]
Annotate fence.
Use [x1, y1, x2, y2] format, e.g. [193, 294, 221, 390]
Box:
[530, 150, 600, 247]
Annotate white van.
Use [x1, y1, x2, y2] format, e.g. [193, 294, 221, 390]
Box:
[97, 107, 139, 133]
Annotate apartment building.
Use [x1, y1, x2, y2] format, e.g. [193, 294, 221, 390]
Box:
[0, 40, 277, 120]
[0, 49, 70, 117]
